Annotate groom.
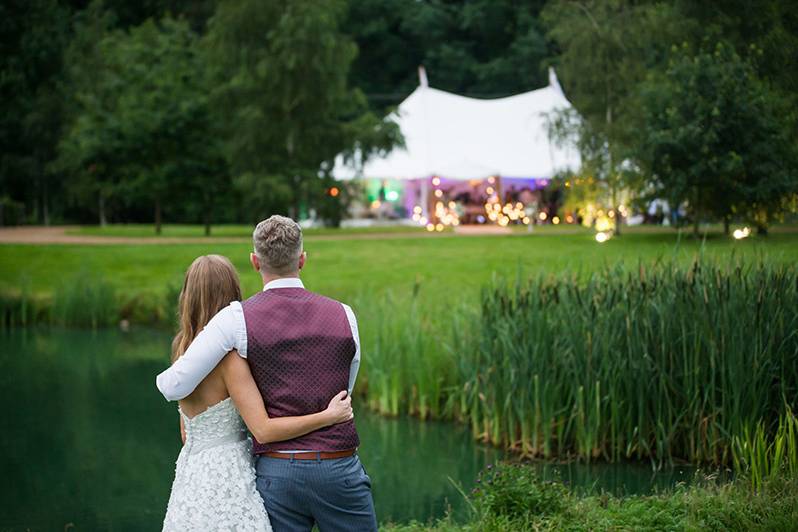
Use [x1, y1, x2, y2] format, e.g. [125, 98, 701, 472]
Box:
[156, 215, 378, 531]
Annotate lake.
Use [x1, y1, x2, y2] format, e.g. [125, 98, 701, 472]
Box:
[0, 328, 697, 530]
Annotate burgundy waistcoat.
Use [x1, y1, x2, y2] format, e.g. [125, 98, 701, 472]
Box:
[241, 287, 360, 453]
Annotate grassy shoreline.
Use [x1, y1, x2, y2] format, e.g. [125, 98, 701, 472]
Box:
[380, 470, 798, 531]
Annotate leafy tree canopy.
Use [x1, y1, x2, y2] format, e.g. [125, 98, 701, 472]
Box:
[636, 42, 798, 234]
[59, 15, 224, 233]
[205, 0, 400, 222]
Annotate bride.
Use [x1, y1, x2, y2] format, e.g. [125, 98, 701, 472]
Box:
[162, 255, 353, 531]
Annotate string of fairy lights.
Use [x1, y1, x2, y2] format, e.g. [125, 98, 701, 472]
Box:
[378, 174, 754, 243]
[399, 174, 631, 241]
[409, 175, 464, 232]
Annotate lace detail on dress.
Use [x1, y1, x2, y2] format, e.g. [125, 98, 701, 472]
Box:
[162, 398, 272, 531]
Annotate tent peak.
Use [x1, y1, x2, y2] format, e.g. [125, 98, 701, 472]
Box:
[418, 65, 429, 87]
[548, 67, 564, 97]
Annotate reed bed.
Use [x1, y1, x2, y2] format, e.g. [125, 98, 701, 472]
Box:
[451, 261, 798, 466]
[355, 289, 454, 419]
[0, 275, 182, 328]
[0, 279, 49, 328]
[51, 273, 119, 328]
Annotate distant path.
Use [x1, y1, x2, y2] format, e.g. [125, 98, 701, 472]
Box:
[0, 225, 455, 245]
[0, 226, 244, 244]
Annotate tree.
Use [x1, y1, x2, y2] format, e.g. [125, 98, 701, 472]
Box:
[204, 0, 400, 223]
[346, 0, 550, 112]
[547, 108, 637, 229]
[59, 15, 226, 234]
[57, 2, 119, 226]
[675, 0, 798, 132]
[636, 42, 798, 235]
[0, 0, 72, 225]
[100, 0, 216, 33]
[542, 1, 686, 235]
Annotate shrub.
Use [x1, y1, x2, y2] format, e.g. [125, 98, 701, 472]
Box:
[471, 463, 568, 519]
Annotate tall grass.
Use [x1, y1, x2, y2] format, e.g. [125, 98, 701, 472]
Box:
[733, 407, 798, 489]
[52, 273, 118, 328]
[355, 287, 453, 419]
[1, 276, 180, 328]
[451, 261, 798, 466]
[0, 277, 47, 327]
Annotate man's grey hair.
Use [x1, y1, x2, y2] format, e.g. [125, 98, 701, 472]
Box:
[252, 215, 303, 275]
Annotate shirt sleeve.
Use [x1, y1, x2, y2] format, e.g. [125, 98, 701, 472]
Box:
[341, 303, 361, 395]
[155, 301, 247, 401]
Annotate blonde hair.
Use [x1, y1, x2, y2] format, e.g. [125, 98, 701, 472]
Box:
[252, 215, 303, 275]
[171, 255, 242, 363]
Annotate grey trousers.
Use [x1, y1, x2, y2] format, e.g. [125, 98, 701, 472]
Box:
[255, 454, 378, 532]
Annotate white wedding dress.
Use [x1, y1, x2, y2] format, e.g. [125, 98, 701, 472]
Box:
[162, 397, 272, 531]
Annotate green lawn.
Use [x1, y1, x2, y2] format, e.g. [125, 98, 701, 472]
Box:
[2, 229, 797, 313]
[66, 223, 432, 238]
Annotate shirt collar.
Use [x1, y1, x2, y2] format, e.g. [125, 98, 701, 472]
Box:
[263, 277, 305, 291]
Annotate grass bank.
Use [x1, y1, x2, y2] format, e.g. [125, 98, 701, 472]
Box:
[2, 229, 798, 323]
[381, 463, 798, 531]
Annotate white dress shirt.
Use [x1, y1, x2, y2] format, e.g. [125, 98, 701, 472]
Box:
[155, 277, 361, 402]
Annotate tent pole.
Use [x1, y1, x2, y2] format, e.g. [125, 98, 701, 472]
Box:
[420, 177, 430, 220]
[496, 175, 503, 204]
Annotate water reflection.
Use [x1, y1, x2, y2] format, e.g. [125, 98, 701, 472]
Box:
[357, 410, 505, 523]
[0, 329, 696, 530]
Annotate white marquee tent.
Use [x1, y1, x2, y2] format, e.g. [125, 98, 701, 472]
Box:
[333, 67, 581, 182]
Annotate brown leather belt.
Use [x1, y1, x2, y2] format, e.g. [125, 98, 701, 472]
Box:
[261, 449, 356, 461]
